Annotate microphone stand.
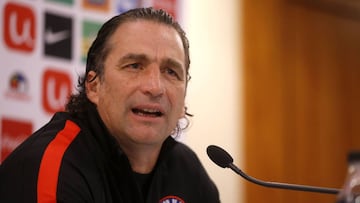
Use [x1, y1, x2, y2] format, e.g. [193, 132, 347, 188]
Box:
[228, 163, 340, 194]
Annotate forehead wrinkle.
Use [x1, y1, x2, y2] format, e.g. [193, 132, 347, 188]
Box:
[107, 21, 185, 68]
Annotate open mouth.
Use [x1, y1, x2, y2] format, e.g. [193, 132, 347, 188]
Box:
[132, 108, 164, 117]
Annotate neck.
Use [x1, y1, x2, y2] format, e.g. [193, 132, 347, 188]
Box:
[121, 144, 162, 174]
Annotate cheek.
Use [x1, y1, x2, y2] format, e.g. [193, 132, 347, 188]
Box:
[96, 81, 117, 111]
[96, 84, 124, 128]
[98, 77, 132, 111]
[170, 88, 186, 117]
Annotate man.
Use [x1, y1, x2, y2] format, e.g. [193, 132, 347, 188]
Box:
[0, 7, 220, 203]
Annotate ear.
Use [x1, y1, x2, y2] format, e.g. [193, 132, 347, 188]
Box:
[86, 71, 100, 105]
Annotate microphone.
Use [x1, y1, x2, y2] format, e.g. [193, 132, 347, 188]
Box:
[206, 145, 340, 194]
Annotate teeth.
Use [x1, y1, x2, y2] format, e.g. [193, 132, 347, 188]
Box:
[132, 108, 163, 116]
[142, 109, 159, 113]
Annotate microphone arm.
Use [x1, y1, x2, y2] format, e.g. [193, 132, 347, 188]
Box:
[228, 162, 339, 194]
[207, 145, 340, 194]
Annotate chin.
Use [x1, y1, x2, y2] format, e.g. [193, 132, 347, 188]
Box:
[130, 132, 167, 145]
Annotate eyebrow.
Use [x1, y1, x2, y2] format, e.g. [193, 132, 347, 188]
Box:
[163, 58, 183, 70]
[119, 53, 148, 63]
[118, 53, 185, 73]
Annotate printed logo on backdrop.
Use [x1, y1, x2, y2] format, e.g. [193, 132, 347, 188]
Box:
[153, 0, 178, 19]
[46, 0, 74, 6]
[42, 69, 72, 114]
[3, 2, 36, 53]
[82, 20, 102, 63]
[44, 12, 73, 60]
[159, 195, 185, 203]
[1, 117, 33, 162]
[82, 0, 110, 12]
[116, 0, 141, 14]
[4, 72, 31, 101]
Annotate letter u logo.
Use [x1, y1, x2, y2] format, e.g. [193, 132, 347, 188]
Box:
[4, 2, 36, 52]
[42, 69, 72, 114]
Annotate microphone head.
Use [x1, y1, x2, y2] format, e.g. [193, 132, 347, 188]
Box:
[206, 145, 234, 168]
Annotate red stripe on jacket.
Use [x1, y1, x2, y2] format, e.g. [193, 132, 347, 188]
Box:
[37, 120, 80, 203]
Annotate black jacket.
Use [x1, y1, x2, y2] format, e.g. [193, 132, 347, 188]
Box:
[0, 106, 220, 203]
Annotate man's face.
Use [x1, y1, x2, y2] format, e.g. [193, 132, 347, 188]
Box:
[87, 20, 186, 148]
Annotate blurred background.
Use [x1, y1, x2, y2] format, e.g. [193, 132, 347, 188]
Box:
[1, 0, 360, 202]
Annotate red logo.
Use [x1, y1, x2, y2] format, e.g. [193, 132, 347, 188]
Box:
[3, 2, 36, 52]
[1, 117, 33, 162]
[42, 69, 72, 114]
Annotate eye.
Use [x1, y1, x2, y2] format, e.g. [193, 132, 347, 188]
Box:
[124, 63, 142, 70]
[164, 67, 181, 80]
[166, 68, 177, 76]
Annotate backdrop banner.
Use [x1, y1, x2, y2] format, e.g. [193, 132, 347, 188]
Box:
[0, 0, 183, 163]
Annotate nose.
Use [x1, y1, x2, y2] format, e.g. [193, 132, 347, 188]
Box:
[140, 66, 165, 97]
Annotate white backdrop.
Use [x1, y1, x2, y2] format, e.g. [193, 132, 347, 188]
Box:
[184, 1, 242, 202]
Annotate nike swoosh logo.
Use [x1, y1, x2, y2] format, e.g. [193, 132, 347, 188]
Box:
[45, 28, 70, 45]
